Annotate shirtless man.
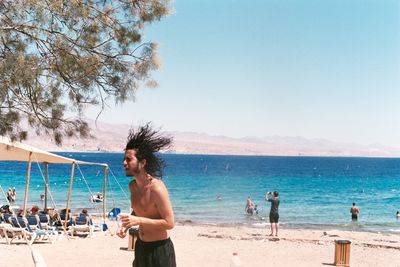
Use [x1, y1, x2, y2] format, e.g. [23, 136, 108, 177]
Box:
[117, 123, 176, 267]
[350, 202, 360, 221]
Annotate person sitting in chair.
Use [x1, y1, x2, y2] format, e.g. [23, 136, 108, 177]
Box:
[30, 205, 40, 216]
[78, 208, 93, 225]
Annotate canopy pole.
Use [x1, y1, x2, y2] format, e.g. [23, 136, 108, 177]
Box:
[103, 165, 108, 223]
[23, 152, 33, 216]
[0, 185, 10, 205]
[44, 163, 49, 210]
[64, 162, 75, 231]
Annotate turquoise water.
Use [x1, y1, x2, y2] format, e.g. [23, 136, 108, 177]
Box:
[1, 153, 399, 233]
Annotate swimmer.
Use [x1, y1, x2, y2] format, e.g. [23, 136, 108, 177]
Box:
[350, 202, 360, 221]
[245, 196, 255, 215]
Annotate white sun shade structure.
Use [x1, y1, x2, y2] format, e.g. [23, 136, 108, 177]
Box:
[0, 136, 108, 229]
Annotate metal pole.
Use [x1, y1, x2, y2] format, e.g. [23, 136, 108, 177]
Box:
[0, 185, 10, 205]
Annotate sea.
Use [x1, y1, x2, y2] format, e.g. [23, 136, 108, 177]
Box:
[1, 153, 399, 234]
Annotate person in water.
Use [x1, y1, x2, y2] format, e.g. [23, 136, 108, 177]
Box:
[350, 202, 360, 221]
[6, 188, 15, 203]
[245, 196, 255, 215]
[254, 204, 259, 215]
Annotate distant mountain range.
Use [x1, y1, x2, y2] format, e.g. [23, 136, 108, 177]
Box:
[23, 120, 400, 157]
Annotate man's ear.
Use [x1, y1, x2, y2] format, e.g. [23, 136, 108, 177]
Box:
[139, 159, 146, 169]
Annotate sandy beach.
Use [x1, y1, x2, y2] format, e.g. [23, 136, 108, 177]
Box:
[1, 220, 399, 267]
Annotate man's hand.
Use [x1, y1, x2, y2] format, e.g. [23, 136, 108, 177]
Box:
[120, 214, 142, 228]
[116, 227, 128, 238]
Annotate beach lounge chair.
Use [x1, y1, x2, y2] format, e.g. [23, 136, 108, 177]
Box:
[38, 213, 54, 230]
[26, 215, 41, 231]
[27, 215, 57, 232]
[10, 216, 58, 244]
[59, 211, 73, 227]
[0, 213, 14, 244]
[52, 210, 73, 231]
[7, 216, 37, 245]
[25, 216, 58, 243]
[70, 215, 94, 237]
[0, 222, 12, 244]
[1, 213, 13, 224]
[24, 215, 58, 243]
[108, 207, 121, 220]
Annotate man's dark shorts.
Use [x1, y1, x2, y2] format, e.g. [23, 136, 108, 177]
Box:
[352, 214, 358, 220]
[133, 238, 176, 267]
[269, 213, 279, 223]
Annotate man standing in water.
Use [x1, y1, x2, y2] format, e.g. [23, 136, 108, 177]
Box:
[117, 123, 176, 267]
[265, 191, 280, 237]
[350, 202, 360, 221]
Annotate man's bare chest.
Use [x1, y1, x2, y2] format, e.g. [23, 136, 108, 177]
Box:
[131, 191, 157, 215]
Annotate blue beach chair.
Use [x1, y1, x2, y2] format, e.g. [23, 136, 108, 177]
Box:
[38, 213, 54, 230]
[1, 213, 13, 224]
[108, 208, 121, 220]
[13, 216, 58, 244]
[70, 214, 94, 237]
[7, 217, 37, 245]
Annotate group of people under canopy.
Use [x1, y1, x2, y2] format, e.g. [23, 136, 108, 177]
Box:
[0, 136, 109, 230]
[0, 203, 93, 229]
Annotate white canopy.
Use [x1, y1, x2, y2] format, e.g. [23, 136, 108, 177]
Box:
[1, 135, 108, 224]
[0, 136, 107, 166]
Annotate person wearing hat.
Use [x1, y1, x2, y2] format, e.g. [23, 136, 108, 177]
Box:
[30, 205, 40, 215]
[78, 208, 93, 225]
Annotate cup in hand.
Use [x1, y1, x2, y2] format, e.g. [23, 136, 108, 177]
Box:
[118, 213, 129, 226]
[115, 213, 127, 227]
[119, 213, 130, 219]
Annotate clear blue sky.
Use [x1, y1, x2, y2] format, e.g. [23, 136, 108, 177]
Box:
[87, 0, 400, 148]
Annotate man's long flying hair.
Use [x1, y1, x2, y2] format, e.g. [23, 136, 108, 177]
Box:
[126, 122, 172, 177]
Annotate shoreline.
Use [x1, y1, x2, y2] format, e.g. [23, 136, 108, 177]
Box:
[175, 220, 400, 235]
[1, 220, 399, 267]
[84, 214, 400, 235]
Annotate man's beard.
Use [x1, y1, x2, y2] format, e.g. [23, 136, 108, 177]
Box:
[126, 166, 140, 177]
